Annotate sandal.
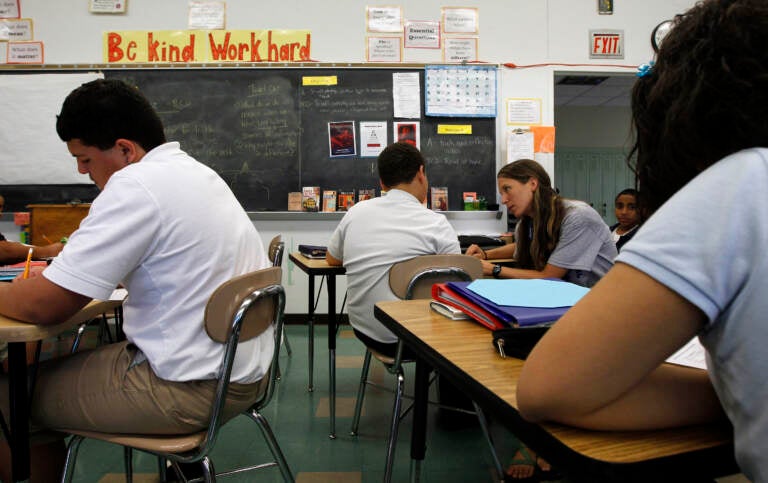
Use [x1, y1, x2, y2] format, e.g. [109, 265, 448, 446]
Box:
[504, 448, 541, 483]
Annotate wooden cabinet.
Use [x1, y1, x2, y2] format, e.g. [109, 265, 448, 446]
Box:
[27, 204, 90, 246]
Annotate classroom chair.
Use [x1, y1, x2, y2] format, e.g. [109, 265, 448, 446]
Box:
[69, 296, 126, 353]
[349, 254, 502, 482]
[58, 267, 294, 483]
[268, 235, 292, 358]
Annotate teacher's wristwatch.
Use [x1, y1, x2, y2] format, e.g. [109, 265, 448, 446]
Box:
[492, 264, 502, 278]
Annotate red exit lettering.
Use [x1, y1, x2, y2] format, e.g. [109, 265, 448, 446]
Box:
[592, 34, 621, 55]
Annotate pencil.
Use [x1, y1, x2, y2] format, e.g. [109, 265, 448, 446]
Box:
[42, 234, 53, 244]
[22, 247, 33, 279]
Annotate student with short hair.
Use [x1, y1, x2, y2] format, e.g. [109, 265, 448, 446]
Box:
[609, 188, 641, 252]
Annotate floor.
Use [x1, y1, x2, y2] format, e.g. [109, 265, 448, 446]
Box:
[59, 324, 747, 483]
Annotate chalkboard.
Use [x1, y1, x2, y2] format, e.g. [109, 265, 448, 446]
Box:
[3, 67, 497, 211]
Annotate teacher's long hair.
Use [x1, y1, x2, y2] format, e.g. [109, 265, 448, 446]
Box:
[499, 159, 565, 270]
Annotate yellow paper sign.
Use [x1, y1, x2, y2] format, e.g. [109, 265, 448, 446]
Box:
[437, 124, 472, 135]
[302, 76, 338, 86]
[104, 30, 311, 63]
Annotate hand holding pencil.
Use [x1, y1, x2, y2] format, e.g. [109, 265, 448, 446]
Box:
[22, 247, 33, 279]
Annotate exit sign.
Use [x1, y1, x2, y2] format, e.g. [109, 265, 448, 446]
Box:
[589, 29, 624, 59]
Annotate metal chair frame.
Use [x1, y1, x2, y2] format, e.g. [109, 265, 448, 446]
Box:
[59, 268, 294, 483]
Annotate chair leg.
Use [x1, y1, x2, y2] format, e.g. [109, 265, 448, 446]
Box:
[123, 446, 133, 483]
[60, 435, 85, 483]
[383, 369, 405, 483]
[200, 456, 216, 483]
[473, 401, 504, 481]
[247, 409, 295, 483]
[350, 350, 373, 436]
[157, 456, 168, 483]
[282, 331, 293, 356]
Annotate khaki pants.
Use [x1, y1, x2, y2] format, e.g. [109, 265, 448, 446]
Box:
[1, 341, 267, 436]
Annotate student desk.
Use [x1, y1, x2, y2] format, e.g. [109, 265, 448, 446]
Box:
[288, 252, 346, 439]
[373, 299, 738, 482]
[0, 300, 122, 482]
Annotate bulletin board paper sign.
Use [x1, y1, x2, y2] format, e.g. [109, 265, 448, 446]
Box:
[506, 98, 542, 125]
[404, 20, 440, 49]
[437, 124, 472, 135]
[425, 64, 497, 118]
[531, 125, 555, 153]
[394, 121, 420, 150]
[360, 121, 388, 157]
[467, 279, 590, 308]
[0, 18, 32, 41]
[443, 37, 477, 63]
[367, 36, 401, 62]
[507, 129, 534, 162]
[393, 72, 421, 119]
[89, 0, 126, 14]
[7, 40, 43, 63]
[303, 75, 338, 86]
[328, 121, 357, 157]
[0, 0, 20, 19]
[188, 1, 226, 30]
[442, 7, 478, 34]
[366, 6, 402, 33]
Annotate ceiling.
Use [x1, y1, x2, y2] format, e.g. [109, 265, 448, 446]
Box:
[554, 74, 636, 107]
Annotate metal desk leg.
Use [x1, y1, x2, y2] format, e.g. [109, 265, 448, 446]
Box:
[327, 274, 337, 439]
[8, 341, 30, 482]
[307, 275, 315, 392]
[410, 359, 430, 483]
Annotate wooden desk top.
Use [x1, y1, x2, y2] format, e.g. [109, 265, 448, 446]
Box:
[289, 252, 346, 275]
[0, 300, 122, 343]
[374, 299, 736, 476]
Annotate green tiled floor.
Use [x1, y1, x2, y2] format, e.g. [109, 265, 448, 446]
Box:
[66, 324, 531, 482]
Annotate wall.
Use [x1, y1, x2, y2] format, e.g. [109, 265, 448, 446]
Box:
[1, 0, 697, 314]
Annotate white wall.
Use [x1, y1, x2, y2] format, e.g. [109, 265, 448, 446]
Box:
[2, 0, 697, 313]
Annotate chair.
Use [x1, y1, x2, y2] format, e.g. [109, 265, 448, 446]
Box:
[59, 267, 294, 483]
[349, 254, 502, 482]
[268, 235, 291, 357]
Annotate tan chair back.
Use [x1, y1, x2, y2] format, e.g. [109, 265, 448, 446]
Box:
[268, 235, 284, 267]
[389, 254, 482, 300]
[204, 267, 281, 343]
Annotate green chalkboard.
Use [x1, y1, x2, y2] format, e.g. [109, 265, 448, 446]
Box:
[3, 67, 497, 211]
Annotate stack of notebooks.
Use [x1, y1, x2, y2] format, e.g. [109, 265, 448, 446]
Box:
[431, 279, 589, 330]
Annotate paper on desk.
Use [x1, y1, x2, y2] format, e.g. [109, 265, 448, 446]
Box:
[666, 337, 707, 370]
[467, 279, 589, 308]
[110, 288, 128, 301]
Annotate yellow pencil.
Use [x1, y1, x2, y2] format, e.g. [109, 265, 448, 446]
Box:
[22, 247, 33, 279]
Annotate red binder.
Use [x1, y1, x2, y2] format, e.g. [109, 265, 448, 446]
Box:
[431, 283, 507, 330]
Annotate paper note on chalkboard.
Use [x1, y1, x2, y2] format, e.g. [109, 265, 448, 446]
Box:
[360, 121, 388, 157]
[393, 72, 421, 119]
[507, 129, 534, 162]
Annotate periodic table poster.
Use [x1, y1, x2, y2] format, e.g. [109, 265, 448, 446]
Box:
[424, 64, 497, 117]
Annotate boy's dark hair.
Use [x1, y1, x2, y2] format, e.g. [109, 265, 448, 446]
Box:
[615, 188, 639, 203]
[629, 0, 768, 214]
[377, 142, 425, 188]
[56, 78, 166, 151]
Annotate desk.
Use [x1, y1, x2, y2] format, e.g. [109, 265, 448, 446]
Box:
[374, 299, 738, 482]
[0, 300, 122, 482]
[288, 252, 346, 439]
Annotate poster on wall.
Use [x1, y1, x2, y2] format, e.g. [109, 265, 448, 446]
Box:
[0, 18, 32, 41]
[441, 7, 478, 34]
[359, 121, 388, 157]
[328, 121, 357, 157]
[188, 1, 226, 30]
[394, 121, 420, 150]
[0, 0, 19, 19]
[443, 37, 477, 63]
[89, 0, 127, 14]
[404, 20, 440, 49]
[366, 36, 401, 62]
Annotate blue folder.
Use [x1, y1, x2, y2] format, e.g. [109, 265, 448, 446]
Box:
[445, 281, 569, 327]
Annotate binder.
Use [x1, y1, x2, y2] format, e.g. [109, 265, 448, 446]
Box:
[446, 281, 569, 327]
[431, 281, 569, 330]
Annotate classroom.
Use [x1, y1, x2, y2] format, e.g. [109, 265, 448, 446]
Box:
[0, 0, 755, 482]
